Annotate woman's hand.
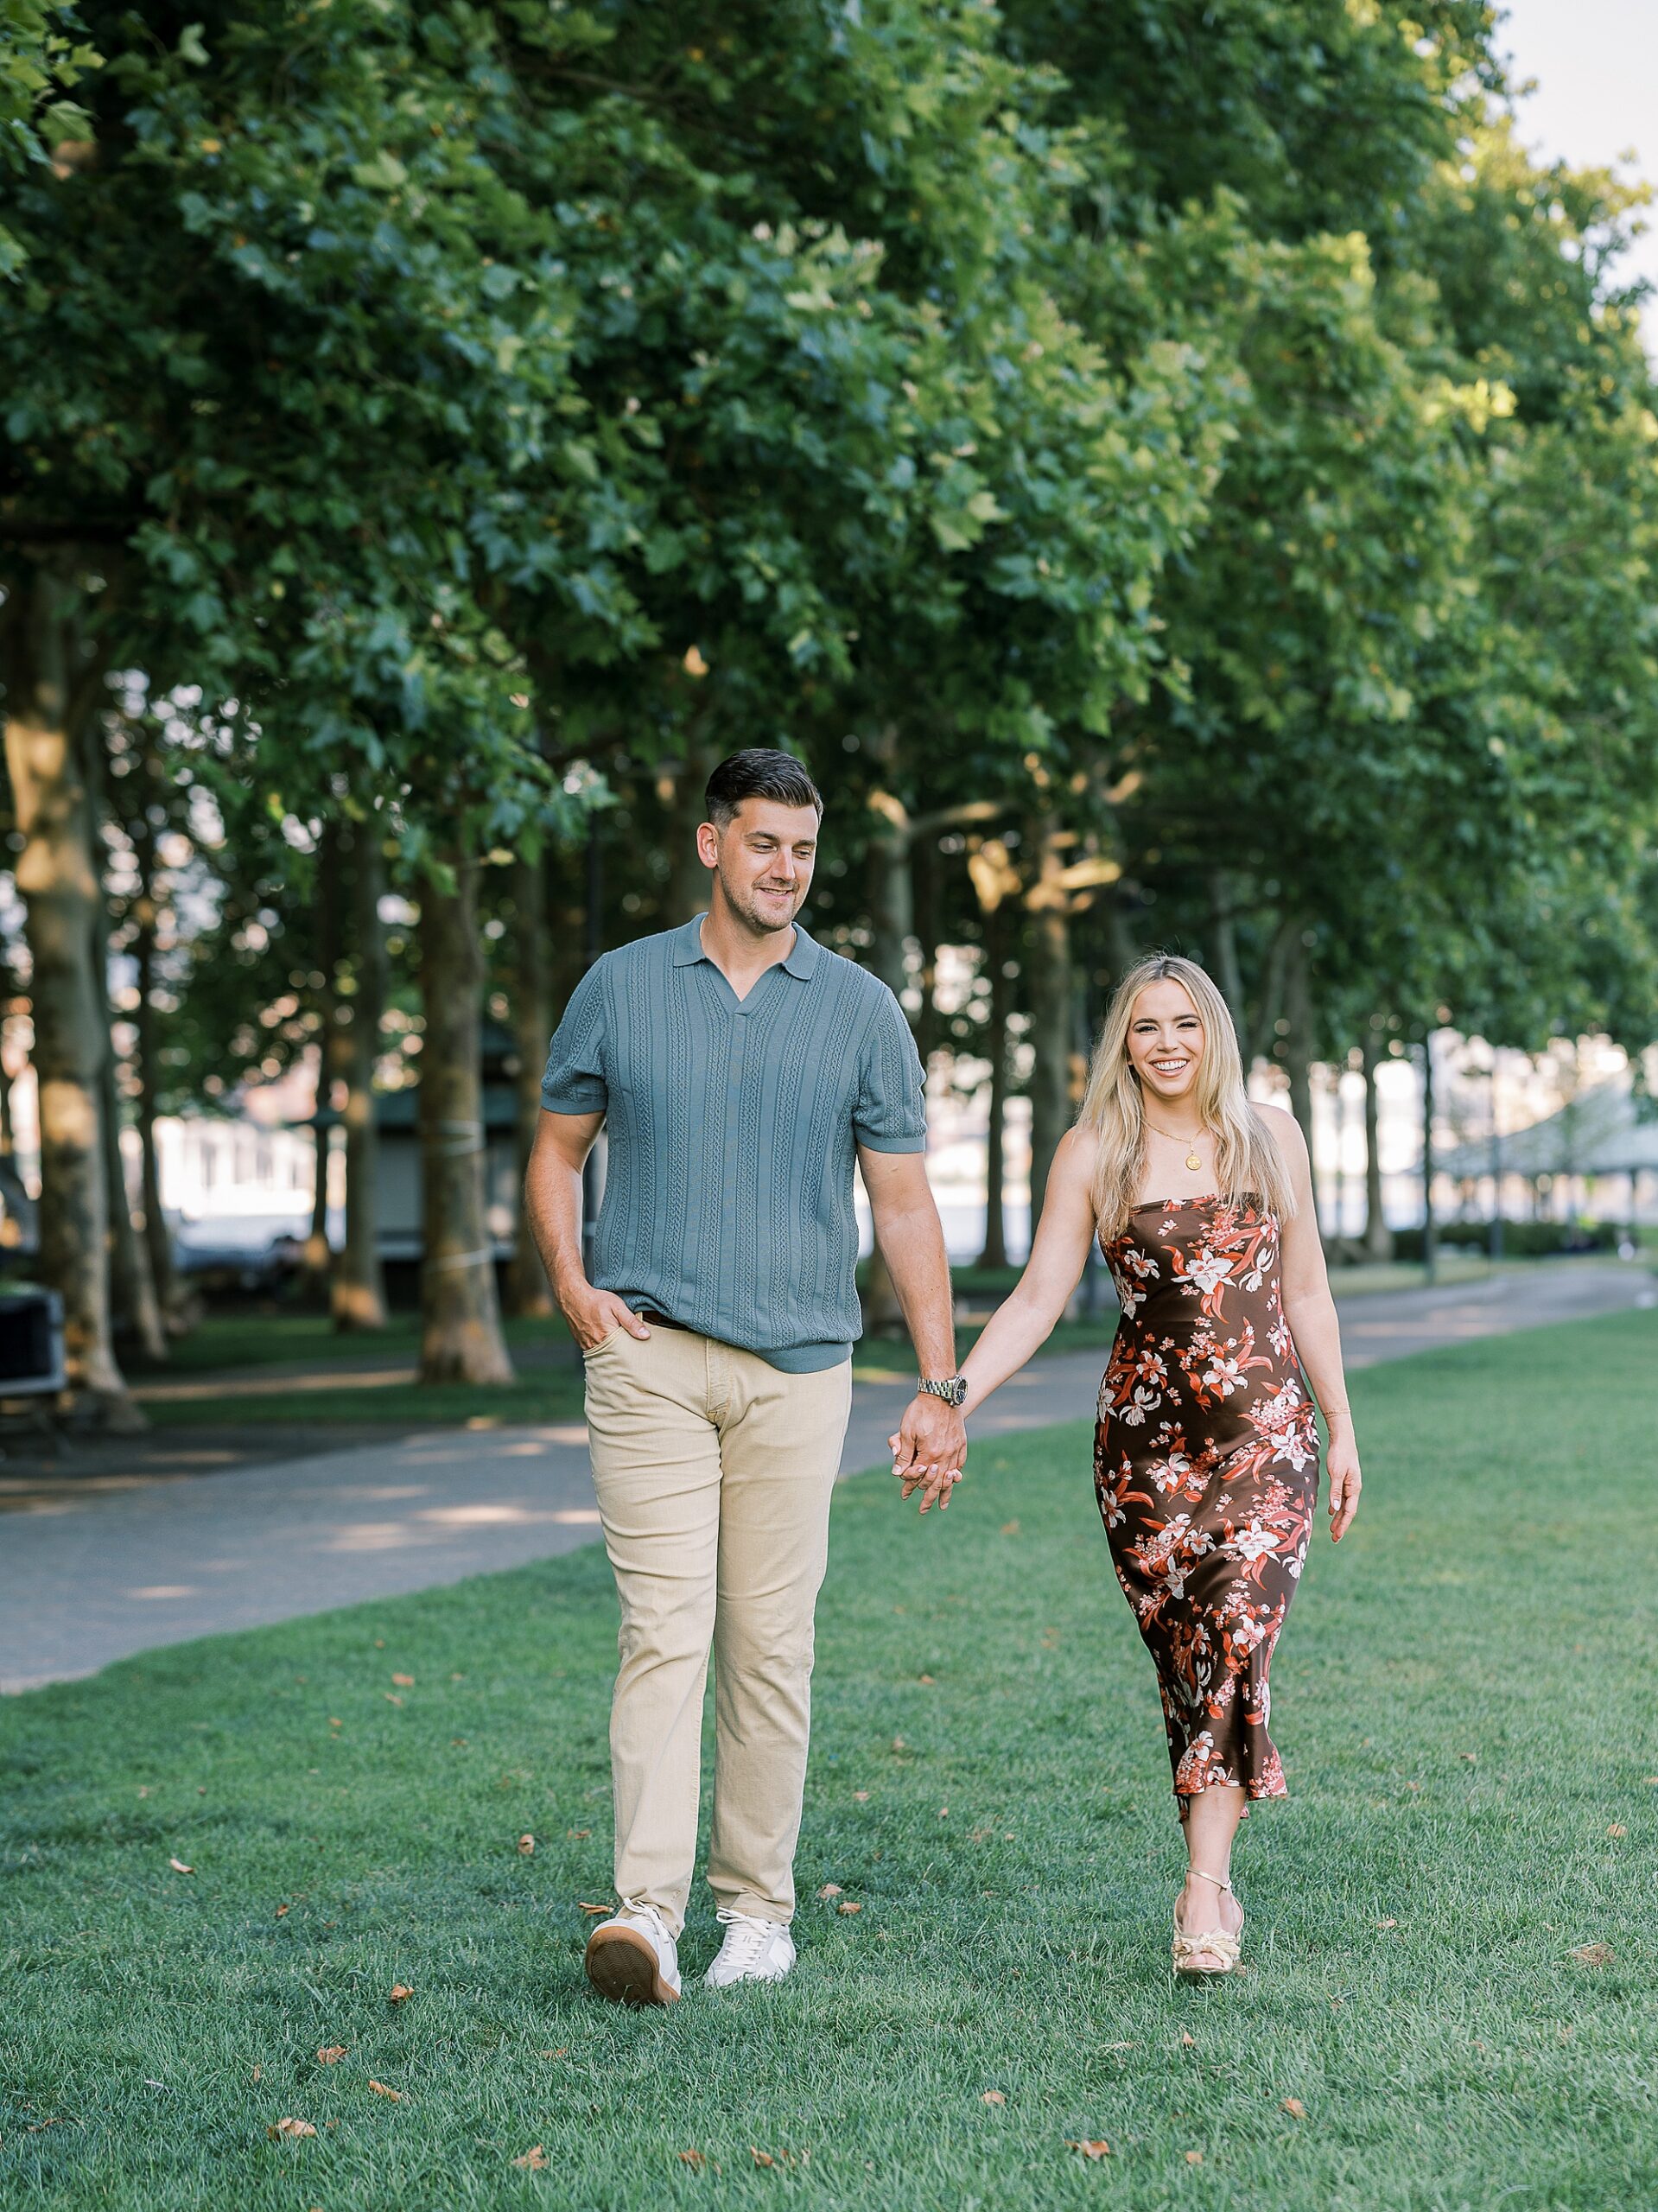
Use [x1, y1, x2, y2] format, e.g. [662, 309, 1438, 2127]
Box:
[1326, 1427, 1363, 1541]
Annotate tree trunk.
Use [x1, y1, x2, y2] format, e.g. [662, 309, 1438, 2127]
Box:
[1026, 816, 1073, 1231]
[861, 776, 912, 1334]
[1208, 868, 1250, 1065]
[665, 735, 715, 925]
[866, 822, 912, 1006]
[417, 850, 514, 1384]
[977, 912, 1011, 1270]
[303, 823, 340, 1300]
[86, 717, 166, 1361]
[1420, 1030, 1438, 1285]
[334, 819, 388, 1331]
[130, 803, 180, 1320]
[1, 568, 139, 1424]
[98, 1046, 166, 1359]
[504, 850, 554, 1317]
[1281, 931, 1316, 1160]
[1361, 1028, 1392, 1261]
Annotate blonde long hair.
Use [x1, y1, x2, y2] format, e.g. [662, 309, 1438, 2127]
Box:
[1077, 953, 1296, 1239]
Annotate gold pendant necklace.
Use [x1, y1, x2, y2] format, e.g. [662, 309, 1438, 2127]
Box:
[1145, 1119, 1209, 1174]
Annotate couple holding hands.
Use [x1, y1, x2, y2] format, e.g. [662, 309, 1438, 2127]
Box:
[527, 750, 1363, 2005]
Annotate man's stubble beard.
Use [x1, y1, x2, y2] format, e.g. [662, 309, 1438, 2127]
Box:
[715, 864, 807, 940]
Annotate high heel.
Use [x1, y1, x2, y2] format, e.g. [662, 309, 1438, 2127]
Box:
[1172, 1868, 1242, 1978]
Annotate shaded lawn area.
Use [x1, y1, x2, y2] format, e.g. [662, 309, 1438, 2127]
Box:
[3, 1310, 1655, 2209]
[132, 1314, 1125, 1430]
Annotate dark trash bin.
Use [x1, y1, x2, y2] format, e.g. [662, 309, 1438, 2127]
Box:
[0, 1289, 67, 1395]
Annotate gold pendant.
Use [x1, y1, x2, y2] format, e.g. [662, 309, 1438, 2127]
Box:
[1185, 1150, 1202, 1173]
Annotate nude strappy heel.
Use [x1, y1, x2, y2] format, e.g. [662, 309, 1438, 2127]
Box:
[1172, 1869, 1242, 1978]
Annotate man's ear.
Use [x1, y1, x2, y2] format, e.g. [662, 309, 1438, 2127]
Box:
[695, 820, 720, 869]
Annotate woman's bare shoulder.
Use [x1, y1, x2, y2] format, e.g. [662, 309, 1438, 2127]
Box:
[1251, 1101, 1305, 1150]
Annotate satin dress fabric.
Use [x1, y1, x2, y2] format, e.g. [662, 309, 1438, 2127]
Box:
[1095, 1193, 1319, 1817]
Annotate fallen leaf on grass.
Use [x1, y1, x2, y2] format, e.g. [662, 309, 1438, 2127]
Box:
[275, 1904, 291, 1919]
[388, 1983, 413, 2004]
[1281, 2098, 1306, 2119]
[1376, 1917, 1398, 1929]
[1067, 2139, 1111, 2159]
[1000, 1520, 1020, 1536]
[384, 1694, 403, 1707]
[566, 1827, 591, 1840]
[316, 2046, 346, 2065]
[391, 1674, 414, 1687]
[537, 2050, 569, 2060]
[981, 2090, 1006, 2105]
[918, 1674, 937, 1686]
[512, 2145, 549, 2171]
[891, 1737, 907, 1753]
[854, 1791, 870, 1803]
[1459, 1751, 1478, 1764]
[367, 2080, 400, 2101]
[1105, 2042, 1135, 2053]
[1185, 2150, 1204, 2165]
[678, 2147, 708, 2167]
[1608, 1823, 1627, 1838]
[749, 2146, 798, 2167]
[518, 1834, 536, 1855]
[268, 2117, 316, 2140]
[577, 1901, 611, 1916]
[837, 1901, 863, 1916]
[250, 2066, 263, 2083]
[818, 1884, 843, 1899]
[1570, 1943, 1614, 1966]
[168, 1858, 193, 1874]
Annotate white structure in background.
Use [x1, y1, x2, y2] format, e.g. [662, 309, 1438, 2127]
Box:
[3, 1059, 318, 1272]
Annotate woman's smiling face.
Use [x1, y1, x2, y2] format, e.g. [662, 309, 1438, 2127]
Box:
[1127, 977, 1205, 1106]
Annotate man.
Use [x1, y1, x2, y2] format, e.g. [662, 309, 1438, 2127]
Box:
[526, 747, 968, 2005]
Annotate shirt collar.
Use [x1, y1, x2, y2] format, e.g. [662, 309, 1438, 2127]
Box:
[674, 913, 820, 981]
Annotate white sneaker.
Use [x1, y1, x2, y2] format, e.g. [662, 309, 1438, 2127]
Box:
[584, 1898, 682, 2006]
[703, 1908, 797, 1989]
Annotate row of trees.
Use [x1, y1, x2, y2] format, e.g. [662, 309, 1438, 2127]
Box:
[2, 1, 1655, 1422]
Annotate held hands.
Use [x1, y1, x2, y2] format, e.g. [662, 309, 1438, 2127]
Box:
[1326, 1427, 1363, 1541]
[566, 1289, 652, 1354]
[889, 1394, 968, 1516]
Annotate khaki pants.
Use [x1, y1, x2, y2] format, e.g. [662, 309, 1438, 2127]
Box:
[581, 1324, 853, 1936]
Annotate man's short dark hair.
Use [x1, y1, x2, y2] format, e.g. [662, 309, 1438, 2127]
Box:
[705, 747, 823, 830]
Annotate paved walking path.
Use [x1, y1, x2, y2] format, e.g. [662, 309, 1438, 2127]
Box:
[2, 1261, 1650, 1694]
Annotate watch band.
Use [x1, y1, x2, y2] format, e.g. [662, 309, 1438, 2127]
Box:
[917, 1375, 968, 1408]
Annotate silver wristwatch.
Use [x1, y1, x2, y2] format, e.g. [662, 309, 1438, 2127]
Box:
[918, 1375, 968, 1408]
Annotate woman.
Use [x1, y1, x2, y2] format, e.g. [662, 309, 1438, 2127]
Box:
[918, 954, 1362, 1976]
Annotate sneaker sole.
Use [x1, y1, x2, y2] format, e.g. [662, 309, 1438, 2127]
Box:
[584, 1924, 680, 2007]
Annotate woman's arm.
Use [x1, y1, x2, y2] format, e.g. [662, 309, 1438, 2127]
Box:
[1264, 1104, 1363, 1541]
[958, 1126, 1100, 1417]
[897, 1126, 1097, 1505]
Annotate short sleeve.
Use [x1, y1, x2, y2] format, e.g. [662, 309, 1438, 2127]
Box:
[853, 988, 927, 1153]
[540, 962, 609, 1115]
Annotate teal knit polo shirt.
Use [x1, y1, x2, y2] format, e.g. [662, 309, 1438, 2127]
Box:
[540, 914, 927, 1370]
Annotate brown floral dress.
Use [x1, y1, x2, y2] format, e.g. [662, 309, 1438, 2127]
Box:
[1095, 1193, 1318, 1818]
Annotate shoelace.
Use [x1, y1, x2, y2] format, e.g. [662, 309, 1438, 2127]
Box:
[616, 1896, 670, 1945]
[713, 1909, 776, 1971]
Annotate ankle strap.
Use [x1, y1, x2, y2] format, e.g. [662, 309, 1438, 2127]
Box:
[1190, 1869, 1232, 1894]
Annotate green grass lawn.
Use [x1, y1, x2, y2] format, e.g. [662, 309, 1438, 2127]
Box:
[5, 1310, 1655, 2209]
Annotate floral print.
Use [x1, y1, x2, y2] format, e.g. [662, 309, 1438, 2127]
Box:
[1095, 1193, 1318, 1819]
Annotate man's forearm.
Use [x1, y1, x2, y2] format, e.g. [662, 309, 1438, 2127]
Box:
[524, 1147, 591, 1311]
[873, 1198, 956, 1376]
